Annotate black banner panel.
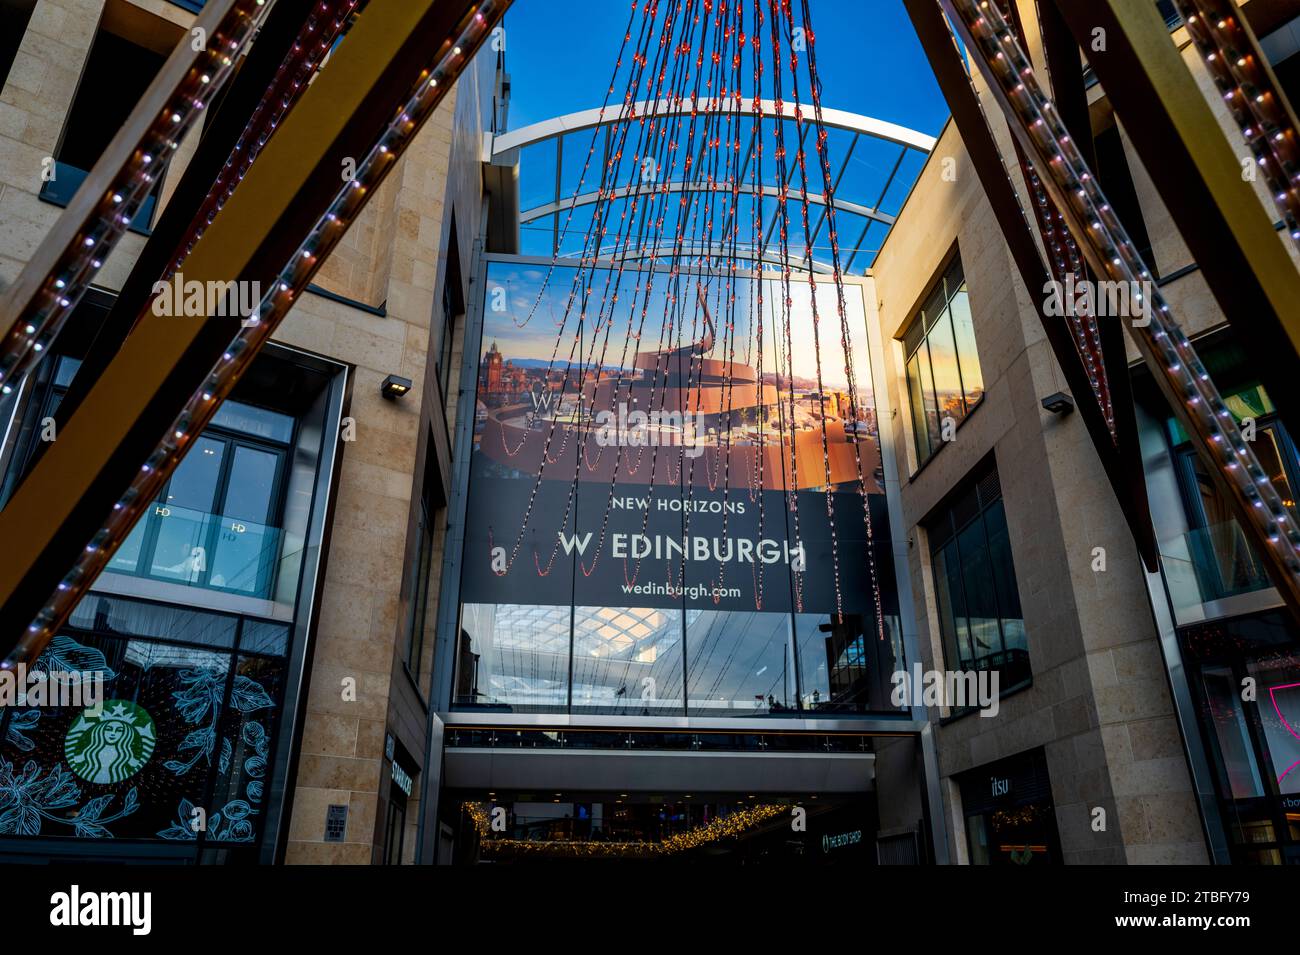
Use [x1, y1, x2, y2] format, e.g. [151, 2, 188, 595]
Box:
[454, 262, 902, 716]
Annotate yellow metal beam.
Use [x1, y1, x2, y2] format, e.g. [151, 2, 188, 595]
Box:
[0, 0, 480, 647]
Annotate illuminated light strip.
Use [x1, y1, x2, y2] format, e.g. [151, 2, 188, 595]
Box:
[167, 0, 360, 284]
[796, 0, 887, 640]
[1172, 0, 1300, 247]
[943, 0, 1300, 592]
[6, 1, 505, 664]
[0, 0, 269, 397]
[997, 0, 1113, 436]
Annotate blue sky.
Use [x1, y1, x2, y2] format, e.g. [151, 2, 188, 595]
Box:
[500, 0, 950, 136]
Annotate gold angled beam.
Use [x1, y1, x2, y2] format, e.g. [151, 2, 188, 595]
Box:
[0, 0, 504, 653]
[1051, 0, 1300, 430]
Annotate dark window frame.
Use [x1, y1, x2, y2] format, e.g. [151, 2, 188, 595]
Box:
[35, 356, 296, 599]
[900, 253, 984, 469]
[927, 460, 1031, 716]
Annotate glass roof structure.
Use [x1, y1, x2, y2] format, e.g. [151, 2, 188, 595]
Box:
[492, 99, 936, 273]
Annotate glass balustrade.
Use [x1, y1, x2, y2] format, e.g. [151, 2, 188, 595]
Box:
[106, 504, 282, 599]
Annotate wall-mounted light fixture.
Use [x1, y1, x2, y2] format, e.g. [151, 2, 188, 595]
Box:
[381, 374, 412, 400]
[1041, 391, 1074, 416]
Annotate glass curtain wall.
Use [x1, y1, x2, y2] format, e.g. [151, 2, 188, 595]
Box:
[454, 261, 905, 717]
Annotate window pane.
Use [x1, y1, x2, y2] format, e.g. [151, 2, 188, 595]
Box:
[108, 519, 147, 574]
[927, 308, 967, 424]
[211, 401, 294, 443]
[685, 611, 793, 715]
[457, 603, 571, 710]
[916, 342, 942, 452]
[933, 544, 972, 668]
[956, 518, 1001, 667]
[571, 606, 683, 715]
[222, 446, 278, 524]
[164, 437, 225, 510]
[920, 283, 946, 332]
[983, 499, 1026, 656]
[948, 288, 984, 407]
[1199, 666, 1267, 800]
[210, 446, 279, 594]
[906, 353, 931, 460]
[1247, 651, 1300, 797]
[794, 612, 906, 713]
[150, 438, 224, 584]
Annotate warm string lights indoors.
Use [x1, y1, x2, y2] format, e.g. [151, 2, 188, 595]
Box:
[482, 0, 890, 637]
[1172, 0, 1300, 248]
[4, 1, 507, 667]
[463, 800, 785, 857]
[942, 0, 1300, 600]
[0, 0, 269, 398]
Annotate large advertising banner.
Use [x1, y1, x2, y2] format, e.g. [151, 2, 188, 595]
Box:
[456, 260, 900, 713]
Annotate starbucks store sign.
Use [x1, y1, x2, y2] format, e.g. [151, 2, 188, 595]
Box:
[64, 700, 157, 784]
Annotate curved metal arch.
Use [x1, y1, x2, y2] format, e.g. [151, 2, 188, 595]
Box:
[492, 97, 937, 155]
[571, 241, 836, 274]
[519, 181, 896, 227]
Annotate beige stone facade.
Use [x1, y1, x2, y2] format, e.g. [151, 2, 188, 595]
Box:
[0, 0, 486, 864]
[2, 0, 1293, 866]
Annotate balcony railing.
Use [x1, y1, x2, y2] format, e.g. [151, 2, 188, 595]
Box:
[1161, 520, 1274, 617]
[106, 504, 282, 599]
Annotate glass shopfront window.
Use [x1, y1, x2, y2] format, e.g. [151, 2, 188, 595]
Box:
[452, 261, 906, 717]
[1167, 384, 1299, 606]
[0, 594, 289, 859]
[957, 748, 1060, 865]
[1180, 609, 1300, 864]
[928, 461, 1030, 709]
[901, 255, 984, 465]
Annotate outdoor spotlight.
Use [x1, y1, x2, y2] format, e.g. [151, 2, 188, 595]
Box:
[381, 374, 413, 400]
[1041, 391, 1074, 416]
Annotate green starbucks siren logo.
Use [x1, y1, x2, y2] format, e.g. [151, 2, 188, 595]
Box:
[64, 700, 157, 784]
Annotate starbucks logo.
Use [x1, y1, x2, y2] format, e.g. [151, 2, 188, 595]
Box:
[64, 700, 156, 784]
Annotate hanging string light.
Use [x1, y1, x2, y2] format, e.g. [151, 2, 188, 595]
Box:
[1173, 0, 1300, 248]
[942, 0, 1300, 607]
[480, 0, 894, 639]
[0, 0, 270, 398]
[8, 1, 507, 665]
[163, 0, 361, 289]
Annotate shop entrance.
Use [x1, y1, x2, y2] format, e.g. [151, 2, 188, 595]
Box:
[433, 726, 931, 864]
[446, 790, 883, 864]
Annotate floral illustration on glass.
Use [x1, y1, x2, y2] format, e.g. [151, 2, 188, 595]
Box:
[157, 667, 274, 843]
[0, 758, 139, 837]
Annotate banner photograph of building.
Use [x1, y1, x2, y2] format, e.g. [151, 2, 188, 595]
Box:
[0, 0, 1298, 883]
